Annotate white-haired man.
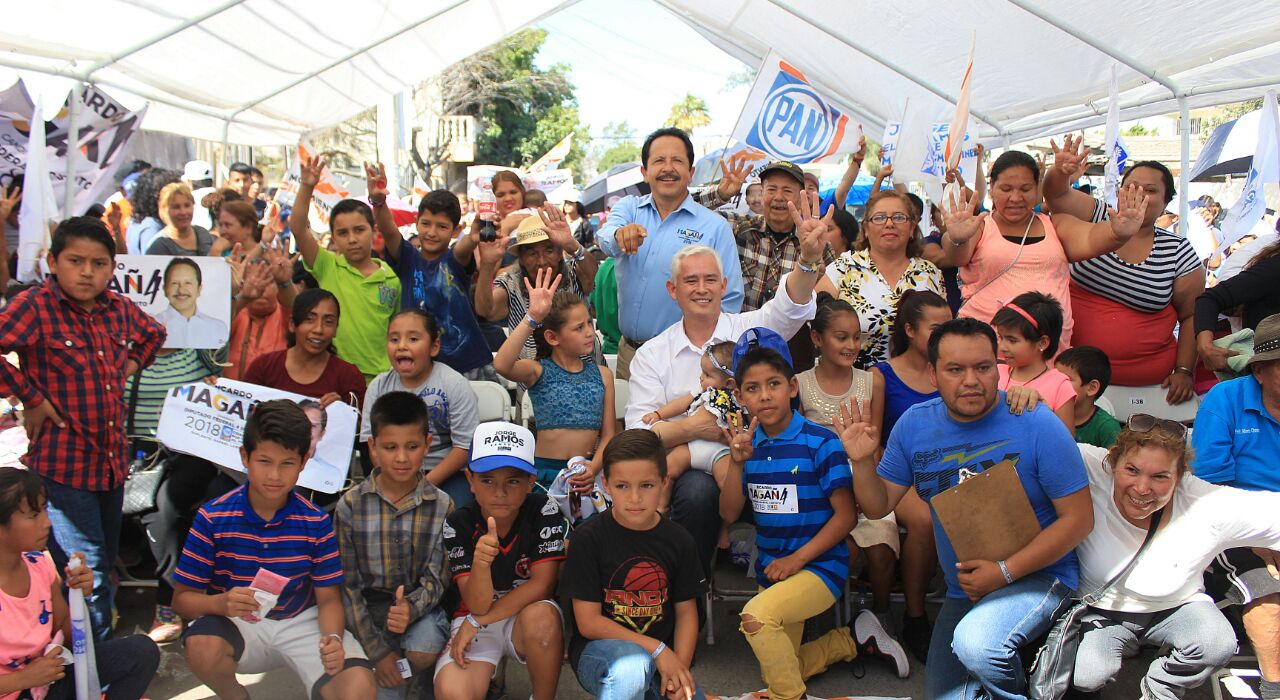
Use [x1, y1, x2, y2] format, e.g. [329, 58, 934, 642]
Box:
[626, 196, 830, 574]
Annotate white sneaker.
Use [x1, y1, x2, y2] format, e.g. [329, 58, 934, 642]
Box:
[853, 609, 910, 678]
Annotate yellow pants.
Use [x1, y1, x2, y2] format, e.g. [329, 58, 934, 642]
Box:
[740, 569, 858, 700]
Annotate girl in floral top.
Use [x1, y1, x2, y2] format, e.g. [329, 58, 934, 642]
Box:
[818, 191, 943, 367]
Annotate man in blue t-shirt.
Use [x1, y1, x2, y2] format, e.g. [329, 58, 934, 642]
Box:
[841, 318, 1093, 700]
[367, 166, 492, 376]
[1192, 314, 1280, 700]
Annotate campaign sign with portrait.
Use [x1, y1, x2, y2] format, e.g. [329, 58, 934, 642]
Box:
[112, 255, 231, 349]
[156, 379, 358, 493]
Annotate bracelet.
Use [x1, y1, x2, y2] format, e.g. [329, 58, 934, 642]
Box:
[525, 315, 543, 330]
[369, 192, 387, 208]
[997, 560, 1014, 584]
[465, 613, 486, 631]
[324, 632, 343, 644]
[569, 245, 587, 263]
[948, 233, 967, 248]
[1173, 366, 1193, 377]
[797, 258, 822, 274]
[275, 280, 292, 289]
[650, 642, 667, 659]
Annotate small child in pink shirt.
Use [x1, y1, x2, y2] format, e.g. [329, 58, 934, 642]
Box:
[992, 292, 1077, 435]
[0, 468, 159, 700]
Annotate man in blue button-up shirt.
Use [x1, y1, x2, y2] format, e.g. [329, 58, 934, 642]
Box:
[598, 127, 744, 378]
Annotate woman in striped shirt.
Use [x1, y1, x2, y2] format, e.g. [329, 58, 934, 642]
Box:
[1043, 137, 1203, 404]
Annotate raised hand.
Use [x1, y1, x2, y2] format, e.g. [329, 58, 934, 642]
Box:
[851, 133, 867, 163]
[722, 413, 758, 464]
[474, 236, 510, 269]
[364, 161, 388, 198]
[0, 185, 21, 222]
[523, 266, 563, 324]
[616, 223, 648, 255]
[238, 260, 273, 301]
[538, 203, 574, 250]
[716, 152, 754, 200]
[300, 155, 326, 189]
[789, 190, 834, 263]
[106, 201, 123, 234]
[1108, 183, 1150, 241]
[942, 186, 988, 245]
[263, 245, 293, 285]
[386, 585, 411, 634]
[1049, 134, 1089, 180]
[833, 397, 879, 463]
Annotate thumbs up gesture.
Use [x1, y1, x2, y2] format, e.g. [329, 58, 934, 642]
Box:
[386, 585, 411, 634]
[473, 517, 500, 570]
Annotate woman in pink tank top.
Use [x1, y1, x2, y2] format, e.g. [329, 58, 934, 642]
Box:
[933, 151, 1149, 350]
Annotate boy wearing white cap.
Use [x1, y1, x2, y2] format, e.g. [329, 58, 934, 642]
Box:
[434, 421, 567, 700]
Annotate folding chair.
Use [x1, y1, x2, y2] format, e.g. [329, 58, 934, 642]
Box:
[470, 380, 513, 422]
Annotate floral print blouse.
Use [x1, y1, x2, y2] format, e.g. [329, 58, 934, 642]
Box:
[825, 249, 944, 368]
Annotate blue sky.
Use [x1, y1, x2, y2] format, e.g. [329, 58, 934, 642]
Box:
[535, 0, 752, 147]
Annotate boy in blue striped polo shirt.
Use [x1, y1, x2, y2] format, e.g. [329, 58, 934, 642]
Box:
[720, 342, 905, 699]
[173, 400, 376, 700]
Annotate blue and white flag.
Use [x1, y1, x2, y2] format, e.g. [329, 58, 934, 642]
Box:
[1221, 90, 1279, 249]
[1103, 66, 1131, 208]
[731, 51, 863, 164]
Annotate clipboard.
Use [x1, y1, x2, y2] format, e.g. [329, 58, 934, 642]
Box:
[931, 458, 1042, 563]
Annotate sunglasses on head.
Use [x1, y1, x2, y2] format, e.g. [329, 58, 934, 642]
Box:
[1127, 413, 1187, 439]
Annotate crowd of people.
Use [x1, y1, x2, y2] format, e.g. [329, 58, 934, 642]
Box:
[0, 122, 1276, 700]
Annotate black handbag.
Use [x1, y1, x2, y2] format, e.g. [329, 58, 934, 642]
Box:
[1028, 508, 1163, 700]
[121, 377, 165, 516]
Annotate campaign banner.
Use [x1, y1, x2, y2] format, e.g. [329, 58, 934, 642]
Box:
[880, 122, 900, 167]
[156, 379, 359, 493]
[529, 133, 572, 173]
[921, 122, 980, 184]
[465, 165, 578, 204]
[114, 255, 231, 349]
[731, 50, 864, 164]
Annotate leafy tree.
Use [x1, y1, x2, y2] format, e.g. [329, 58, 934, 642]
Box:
[1124, 123, 1157, 137]
[666, 93, 712, 134]
[411, 28, 587, 179]
[596, 121, 641, 172]
[723, 68, 757, 92]
[1199, 97, 1267, 143]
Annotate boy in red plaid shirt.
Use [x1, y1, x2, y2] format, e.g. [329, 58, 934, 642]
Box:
[0, 217, 166, 639]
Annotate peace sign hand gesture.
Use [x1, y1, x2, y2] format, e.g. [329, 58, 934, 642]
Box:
[722, 412, 758, 464]
[522, 265, 563, 324]
[789, 190, 834, 263]
[300, 155, 326, 188]
[833, 397, 880, 464]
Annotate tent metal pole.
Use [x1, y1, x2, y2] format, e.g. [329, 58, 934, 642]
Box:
[1178, 97, 1190, 237]
[62, 84, 82, 217]
[764, 0, 1008, 135]
[1004, 0, 1179, 96]
[79, 0, 248, 80]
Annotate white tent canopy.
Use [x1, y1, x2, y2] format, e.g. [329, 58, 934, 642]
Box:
[0, 0, 567, 146]
[657, 0, 1280, 144]
[2, 1, 1279, 149]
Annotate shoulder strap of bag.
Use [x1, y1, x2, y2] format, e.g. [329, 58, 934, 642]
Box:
[1083, 508, 1164, 605]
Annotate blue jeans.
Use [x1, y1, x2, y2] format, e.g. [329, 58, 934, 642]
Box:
[46, 634, 161, 700]
[42, 478, 123, 641]
[668, 469, 719, 578]
[926, 574, 1072, 700]
[574, 640, 707, 700]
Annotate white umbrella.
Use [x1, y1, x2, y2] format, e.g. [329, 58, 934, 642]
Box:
[1190, 108, 1263, 181]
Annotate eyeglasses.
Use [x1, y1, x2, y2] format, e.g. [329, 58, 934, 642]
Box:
[1127, 413, 1187, 439]
[869, 213, 910, 225]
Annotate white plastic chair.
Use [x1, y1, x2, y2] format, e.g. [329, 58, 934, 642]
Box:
[470, 381, 513, 422]
[1101, 385, 1200, 423]
[604, 353, 618, 374]
[613, 378, 630, 426]
[1094, 394, 1116, 418]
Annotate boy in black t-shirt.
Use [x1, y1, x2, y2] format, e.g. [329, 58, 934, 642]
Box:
[434, 421, 566, 700]
[561, 430, 709, 700]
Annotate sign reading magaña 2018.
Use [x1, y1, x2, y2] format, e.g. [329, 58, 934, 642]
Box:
[156, 379, 358, 493]
[732, 50, 864, 164]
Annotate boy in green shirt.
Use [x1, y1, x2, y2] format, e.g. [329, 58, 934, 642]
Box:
[1057, 346, 1122, 448]
[290, 155, 401, 382]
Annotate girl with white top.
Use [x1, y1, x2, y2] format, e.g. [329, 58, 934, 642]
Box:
[1074, 415, 1280, 699]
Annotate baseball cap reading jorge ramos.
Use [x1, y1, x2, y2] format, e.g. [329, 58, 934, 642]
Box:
[469, 421, 537, 475]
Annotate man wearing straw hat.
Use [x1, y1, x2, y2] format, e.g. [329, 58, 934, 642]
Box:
[1194, 312, 1280, 700]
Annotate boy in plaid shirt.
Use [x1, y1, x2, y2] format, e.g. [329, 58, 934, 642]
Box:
[335, 391, 452, 699]
[0, 217, 165, 638]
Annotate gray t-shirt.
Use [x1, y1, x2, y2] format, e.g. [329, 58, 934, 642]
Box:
[361, 362, 479, 472]
[146, 226, 214, 256]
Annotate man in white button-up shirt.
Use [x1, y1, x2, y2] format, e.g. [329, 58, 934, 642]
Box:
[626, 196, 829, 573]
